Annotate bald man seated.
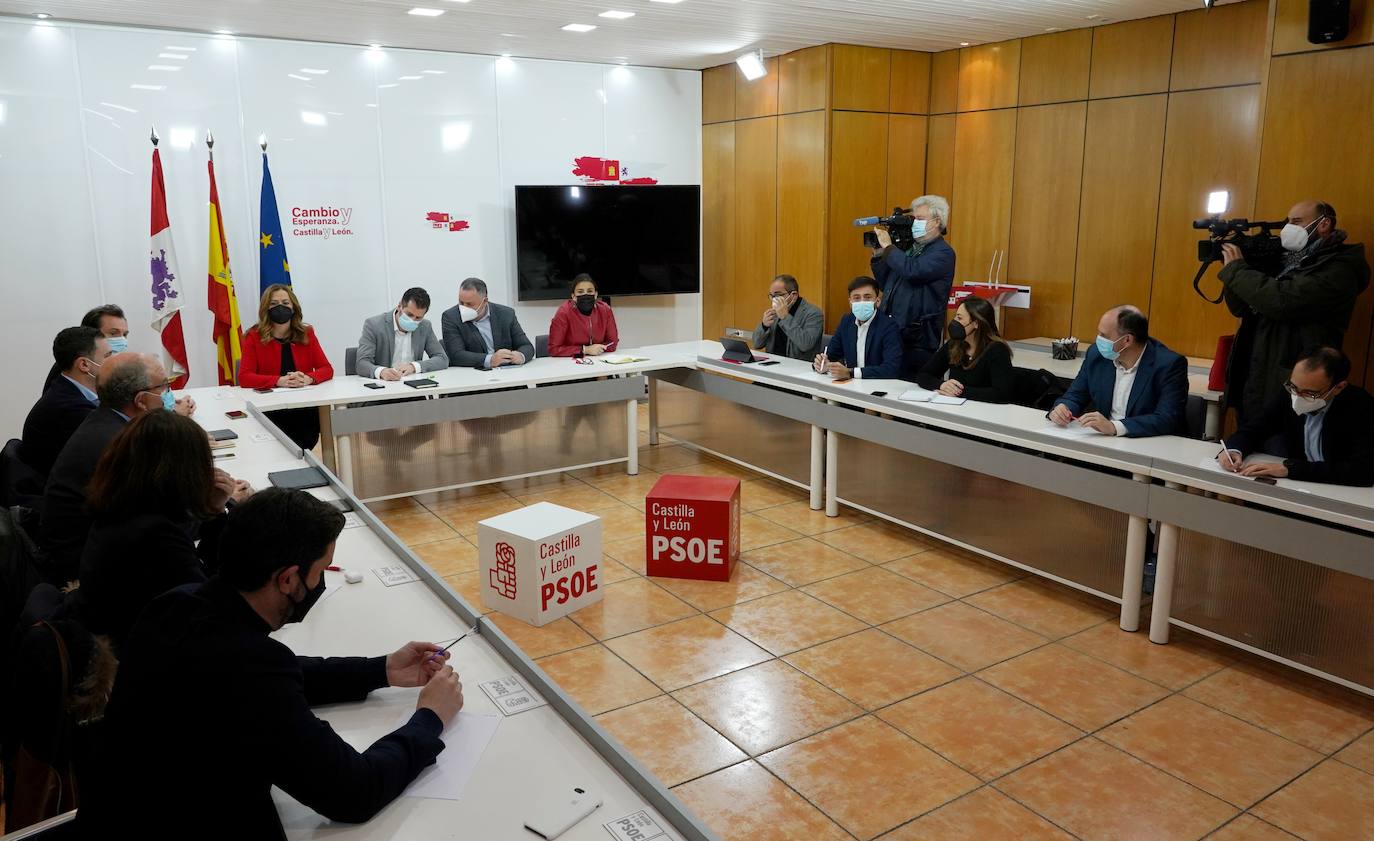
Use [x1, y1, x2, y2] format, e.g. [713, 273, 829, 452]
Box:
[1048, 305, 1188, 438]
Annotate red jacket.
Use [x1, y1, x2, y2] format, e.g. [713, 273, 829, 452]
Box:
[237, 324, 334, 388]
[548, 300, 619, 357]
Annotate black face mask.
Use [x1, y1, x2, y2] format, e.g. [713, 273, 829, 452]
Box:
[284, 574, 326, 624]
[268, 304, 294, 325]
[948, 320, 967, 341]
[575, 294, 597, 316]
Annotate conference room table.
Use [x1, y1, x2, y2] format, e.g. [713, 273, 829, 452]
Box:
[139, 388, 712, 841]
[193, 339, 1374, 710]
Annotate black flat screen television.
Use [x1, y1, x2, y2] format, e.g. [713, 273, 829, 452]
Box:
[515, 184, 701, 301]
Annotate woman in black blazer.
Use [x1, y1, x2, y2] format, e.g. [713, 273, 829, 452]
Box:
[916, 297, 1015, 403]
[71, 411, 250, 649]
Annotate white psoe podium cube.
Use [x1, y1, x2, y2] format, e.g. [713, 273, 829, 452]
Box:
[477, 502, 604, 627]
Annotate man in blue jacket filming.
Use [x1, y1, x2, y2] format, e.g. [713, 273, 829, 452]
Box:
[870, 195, 957, 378]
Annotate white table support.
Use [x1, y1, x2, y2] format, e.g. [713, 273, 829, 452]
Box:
[626, 398, 639, 475]
[1119, 472, 1152, 632]
[825, 400, 839, 517]
[336, 431, 355, 491]
[1149, 481, 1184, 644]
[810, 402, 824, 511]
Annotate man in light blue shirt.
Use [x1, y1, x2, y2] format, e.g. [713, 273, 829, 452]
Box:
[440, 277, 535, 369]
[20, 327, 112, 475]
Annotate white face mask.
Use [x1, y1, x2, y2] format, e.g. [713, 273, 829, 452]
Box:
[1280, 217, 1322, 252]
[1291, 393, 1328, 415]
[459, 304, 479, 323]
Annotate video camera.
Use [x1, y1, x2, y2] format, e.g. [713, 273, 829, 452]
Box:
[855, 208, 916, 251]
[1190, 216, 1286, 303]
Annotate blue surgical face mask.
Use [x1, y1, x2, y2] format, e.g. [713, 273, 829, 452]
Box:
[911, 218, 928, 239]
[160, 389, 176, 412]
[851, 300, 876, 323]
[1095, 334, 1124, 361]
[106, 336, 129, 354]
[397, 310, 421, 333]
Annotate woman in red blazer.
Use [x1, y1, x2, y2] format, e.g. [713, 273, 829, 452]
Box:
[548, 274, 620, 357]
[239, 283, 333, 449]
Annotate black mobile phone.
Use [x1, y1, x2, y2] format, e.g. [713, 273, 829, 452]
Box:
[871, 391, 889, 397]
[225, 410, 248, 419]
[363, 382, 385, 390]
[759, 360, 780, 366]
[1254, 476, 1278, 485]
[475, 365, 492, 372]
[212, 451, 236, 460]
[253, 387, 274, 394]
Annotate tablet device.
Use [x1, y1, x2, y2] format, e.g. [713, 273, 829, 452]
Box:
[719, 337, 758, 363]
[267, 467, 329, 490]
[403, 378, 439, 389]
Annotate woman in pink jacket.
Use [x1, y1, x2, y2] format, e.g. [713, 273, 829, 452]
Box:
[547, 273, 620, 357]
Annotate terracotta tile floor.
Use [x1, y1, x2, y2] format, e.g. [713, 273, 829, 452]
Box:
[374, 412, 1374, 841]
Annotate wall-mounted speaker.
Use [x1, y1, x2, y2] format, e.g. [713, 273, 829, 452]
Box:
[1308, 0, 1352, 44]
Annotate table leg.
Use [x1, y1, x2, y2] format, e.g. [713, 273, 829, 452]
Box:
[825, 411, 838, 517]
[337, 432, 355, 491]
[647, 377, 659, 446]
[1149, 482, 1183, 644]
[1119, 473, 1151, 632]
[626, 399, 639, 475]
[1204, 401, 1222, 440]
[810, 421, 824, 511]
[317, 404, 337, 471]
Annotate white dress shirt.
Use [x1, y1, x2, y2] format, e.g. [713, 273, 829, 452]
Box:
[1109, 355, 1141, 436]
[853, 316, 872, 379]
[373, 315, 415, 378]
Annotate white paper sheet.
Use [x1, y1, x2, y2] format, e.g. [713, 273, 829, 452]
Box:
[1040, 423, 1102, 439]
[897, 388, 967, 405]
[399, 711, 501, 801]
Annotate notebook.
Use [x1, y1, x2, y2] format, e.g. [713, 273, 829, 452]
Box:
[897, 388, 967, 406]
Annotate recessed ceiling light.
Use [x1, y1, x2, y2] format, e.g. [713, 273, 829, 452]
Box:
[1044, 26, 1060, 32]
[130, 84, 166, 91]
[378, 83, 398, 88]
[408, 7, 445, 17]
[736, 50, 766, 81]
[421, 69, 446, 74]
[599, 10, 635, 19]
[300, 68, 328, 75]
[562, 23, 597, 32]
[959, 41, 970, 46]
[157, 53, 188, 60]
[500, 33, 524, 38]
[399, 75, 423, 80]
[164, 46, 197, 52]
[300, 110, 327, 126]
[35, 12, 51, 19]
[1086, 14, 1099, 19]
[368, 43, 384, 50]
[148, 65, 182, 71]
[287, 73, 311, 81]
[214, 29, 233, 35]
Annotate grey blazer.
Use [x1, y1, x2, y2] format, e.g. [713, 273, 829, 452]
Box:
[355, 311, 449, 378]
[751, 296, 824, 361]
[440, 302, 536, 368]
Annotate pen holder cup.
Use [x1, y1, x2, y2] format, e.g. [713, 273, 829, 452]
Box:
[1051, 340, 1079, 361]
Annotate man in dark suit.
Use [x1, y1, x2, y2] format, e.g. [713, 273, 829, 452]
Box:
[355, 287, 449, 379]
[41, 304, 129, 392]
[20, 326, 112, 476]
[39, 353, 168, 582]
[815, 276, 905, 382]
[870, 195, 957, 378]
[440, 277, 535, 368]
[1049, 305, 1188, 437]
[1219, 346, 1374, 486]
[76, 489, 465, 839]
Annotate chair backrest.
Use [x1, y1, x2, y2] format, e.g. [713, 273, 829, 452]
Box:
[344, 346, 358, 376]
[1183, 394, 1208, 440]
[821, 333, 834, 352]
[1, 439, 45, 511]
[1010, 367, 1067, 411]
[535, 334, 550, 358]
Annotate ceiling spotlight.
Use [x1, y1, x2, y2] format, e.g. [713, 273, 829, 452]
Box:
[959, 41, 970, 46]
[408, 7, 445, 17]
[599, 10, 635, 19]
[214, 29, 234, 35]
[35, 12, 51, 19]
[736, 49, 766, 81]
[562, 23, 597, 32]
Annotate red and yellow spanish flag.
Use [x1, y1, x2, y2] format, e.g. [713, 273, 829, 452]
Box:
[207, 158, 243, 385]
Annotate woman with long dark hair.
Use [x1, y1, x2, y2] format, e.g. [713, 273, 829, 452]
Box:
[915, 297, 1015, 403]
[238, 283, 334, 449]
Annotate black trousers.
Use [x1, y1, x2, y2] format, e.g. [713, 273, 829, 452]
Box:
[266, 407, 320, 451]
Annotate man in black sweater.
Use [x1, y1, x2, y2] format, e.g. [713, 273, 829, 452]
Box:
[20, 326, 112, 476]
[1219, 346, 1374, 486]
[77, 489, 464, 838]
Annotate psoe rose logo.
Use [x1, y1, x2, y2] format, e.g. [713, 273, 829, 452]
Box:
[490, 541, 518, 600]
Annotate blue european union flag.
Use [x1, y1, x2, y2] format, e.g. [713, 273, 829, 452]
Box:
[258, 152, 291, 292]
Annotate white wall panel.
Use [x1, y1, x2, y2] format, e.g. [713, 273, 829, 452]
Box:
[0, 21, 101, 430]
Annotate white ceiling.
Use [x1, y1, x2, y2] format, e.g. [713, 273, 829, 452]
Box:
[0, 0, 1233, 69]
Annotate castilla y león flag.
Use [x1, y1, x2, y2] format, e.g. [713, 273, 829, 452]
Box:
[149, 147, 189, 388]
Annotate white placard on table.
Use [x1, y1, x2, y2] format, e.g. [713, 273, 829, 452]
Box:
[373, 564, 420, 587]
[479, 675, 547, 716]
[604, 810, 668, 841]
[251, 432, 274, 443]
[342, 511, 366, 529]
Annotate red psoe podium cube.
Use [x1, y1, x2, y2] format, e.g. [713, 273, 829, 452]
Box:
[645, 475, 740, 582]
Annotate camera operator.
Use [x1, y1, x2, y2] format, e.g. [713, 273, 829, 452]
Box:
[1219, 200, 1369, 423]
[870, 195, 956, 377]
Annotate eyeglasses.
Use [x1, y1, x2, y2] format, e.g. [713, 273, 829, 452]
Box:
[1283, 380, 1332, 400]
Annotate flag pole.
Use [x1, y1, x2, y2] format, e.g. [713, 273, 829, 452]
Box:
[259, 133, 267, 152]
[206, 129, 214, 162]
[150, 126, 159, 147]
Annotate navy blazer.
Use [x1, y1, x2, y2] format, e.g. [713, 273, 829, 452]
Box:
[870, 237, 957, 353]
[20, 375, 98, 476]
[1053, 338, 1188, 437]
[1228, 385, 1374, 486]
[824, 312, 904, 380]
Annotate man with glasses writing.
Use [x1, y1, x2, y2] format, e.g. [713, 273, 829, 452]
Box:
[1217, 346, 1374, 486]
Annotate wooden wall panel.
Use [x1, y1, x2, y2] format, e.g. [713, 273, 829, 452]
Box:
[733, 118, 778, 330]
[1089, 16, 1175, 99]
[886, 115, 928, 212]
[1148, 87, 1260, 359]
[951, 109, 1017, 288]
[1171, 0, 1267, 90]
[778, 111, 829, 311]
[779, 45, 829, 114]
[832, 45, 892, 111]
[1018, 29, 1092, 107]
[925, 114, 957, 205]
[828, 111, 889, 331]
[890, 50, 932, 114]
[735, 56, 780, 119]
[1005, 102, 1087, 340]
[702, 64, 735, 124]
[1273, 0, 1374, 55]
[930, 49, 961, 114]
[1072, 95, 1168, 341]
[701, 122, 737, 338]
[1257, 47, 1374, 385]
[958, 41, 1022, 112]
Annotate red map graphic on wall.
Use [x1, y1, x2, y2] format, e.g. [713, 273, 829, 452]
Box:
[571, 156, 658, 185]
[424, 211, 471, 232]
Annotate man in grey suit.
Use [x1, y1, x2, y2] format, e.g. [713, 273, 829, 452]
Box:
[356, 287, 449, 379]
[751, 274, 824, 361]
[441, 277, 535, 368]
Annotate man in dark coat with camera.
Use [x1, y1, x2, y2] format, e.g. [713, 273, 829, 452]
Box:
[1219, 200, 1369, 424]
[870, 195, 957, 378]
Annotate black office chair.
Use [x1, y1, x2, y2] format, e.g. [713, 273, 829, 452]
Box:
[1010, 367, 1066, 411]
[344, 347, 358, 376]
[1, 439, 45, 511]
[535, 334, 550, 358]
[1183, 394, 1208, 440]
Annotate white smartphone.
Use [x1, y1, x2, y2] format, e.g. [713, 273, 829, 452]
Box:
[523, 786, 603, 839]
